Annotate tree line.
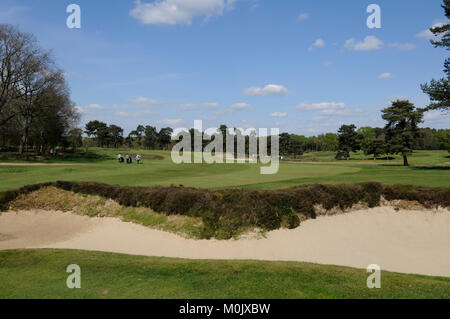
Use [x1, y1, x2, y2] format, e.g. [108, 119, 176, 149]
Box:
[84, 114, 449, 164]
[0, 24, 79, 154]
[84, 121, 174, 150]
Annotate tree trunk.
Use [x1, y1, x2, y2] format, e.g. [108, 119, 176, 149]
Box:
[403, 154, 408, 166]
[19, 118, 30, 155]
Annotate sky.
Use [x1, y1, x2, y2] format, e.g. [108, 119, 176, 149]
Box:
[1, 0, 449, 136]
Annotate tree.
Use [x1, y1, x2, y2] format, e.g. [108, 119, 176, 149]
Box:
[85, 120, 108, 147]
[143, 125, 158, 149]
[135, 125, 145, 147]
[336, 124, 359, 160]
[322, 133, 338, 151]
[279, 133, 290, 155]
[289, 139, 303, 158]
[0, 24, 41, 128]
[108, 125, 123, 148]
[365, 139, 385, 160]
[421, 0, 450, 111]
[358, 126, 377, 155]
[382, 100, 423, 166]
[158, 127, 173, 150]
[68, 128, 83, 150]
[30, 83, 78, 152]
[17, 70, 68, 154]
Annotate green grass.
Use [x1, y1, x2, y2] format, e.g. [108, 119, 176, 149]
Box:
[0, 148, 449, 191]
[0, 249, 448, 299]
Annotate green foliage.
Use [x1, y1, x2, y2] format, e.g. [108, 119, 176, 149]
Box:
[382, 100, 424, 166]
[336, 124, 359, 159]
[421, 0, 450, 111]
[279, 133, 304, 157]
[364, 139, 386, 159]
[84, 121, 123, 148]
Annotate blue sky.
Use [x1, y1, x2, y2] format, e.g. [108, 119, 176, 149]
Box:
[1, 0, 449, 135]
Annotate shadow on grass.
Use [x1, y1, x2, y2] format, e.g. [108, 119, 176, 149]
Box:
[0, 151, 112, 163]
[412, 166, 450, 170]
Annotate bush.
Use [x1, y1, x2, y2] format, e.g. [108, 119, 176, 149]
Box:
[0, 191, 18, 211]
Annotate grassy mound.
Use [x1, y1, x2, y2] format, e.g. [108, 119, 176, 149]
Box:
[9, 186, 204, 239]
[0, 249, 448, 298]
[1, 181, 449, 239]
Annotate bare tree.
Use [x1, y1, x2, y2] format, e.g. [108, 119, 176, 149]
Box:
[17, 69, 66, 154]
[0, 24, 47, 127]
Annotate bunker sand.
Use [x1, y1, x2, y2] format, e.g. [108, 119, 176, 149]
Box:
[1, 208, 449, 277]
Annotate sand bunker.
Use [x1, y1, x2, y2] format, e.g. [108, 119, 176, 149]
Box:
[0, 207, 449, 277]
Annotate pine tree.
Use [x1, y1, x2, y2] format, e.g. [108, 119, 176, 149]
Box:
[365, 139, 385, 160]
[382, 100, 423, 166]
[421, 0, 450, 111]
[336, 124, 359, 160]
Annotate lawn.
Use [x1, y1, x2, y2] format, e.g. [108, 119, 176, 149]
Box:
[0, 249, 448, 299]
[0, 149, 449, 191]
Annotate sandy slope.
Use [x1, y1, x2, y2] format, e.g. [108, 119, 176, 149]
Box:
[0, 207, 449, 277]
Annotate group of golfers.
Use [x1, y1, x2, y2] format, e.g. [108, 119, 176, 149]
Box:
[117, 153, 142, 164]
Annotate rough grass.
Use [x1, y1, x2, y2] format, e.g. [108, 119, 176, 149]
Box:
[0, 249, 449, 299]
[10, 186, 204, 239]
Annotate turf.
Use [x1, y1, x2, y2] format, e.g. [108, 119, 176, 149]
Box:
[0, 149, 449, 191]
[0, 249, 449, 299]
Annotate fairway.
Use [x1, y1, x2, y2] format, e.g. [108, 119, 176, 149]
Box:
[0, 149, 449, 191]
[0, 249, 449, 299]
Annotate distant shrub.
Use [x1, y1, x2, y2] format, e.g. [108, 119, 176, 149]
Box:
[2, 181, 449, 239]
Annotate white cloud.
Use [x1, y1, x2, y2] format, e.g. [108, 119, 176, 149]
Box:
[320, 108, 362, 116]
[308, 38, 325, 51]
[416, 21, 446, 40]
[424, 112, 441, 120]
[296, 13, 309, 22]
[378, 72, 392, 79]
[231, 102, 252, 110]
[344, 36, 383, 51]
[88, 103, 106, 109]
[243, 84, 289, 96]
[201, 102, 221, 109]
[130, 97, 161, 107]
[323, 60, 333, 67]
[296, 102, 346, 111]
[157, 119, 184, 126]
[130, 0, 236, 25]
[270, 112, 288, 118]
[388, 42, 417, 51]
[115, 110, 156, 117]
[423, 110, 450, 128]
[179, 103, 197, 111]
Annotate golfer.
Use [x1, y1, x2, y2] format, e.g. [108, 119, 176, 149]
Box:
[136, 154, 141, 164]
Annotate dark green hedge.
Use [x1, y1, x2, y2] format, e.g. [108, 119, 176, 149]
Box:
[1, 181, 449, 239]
